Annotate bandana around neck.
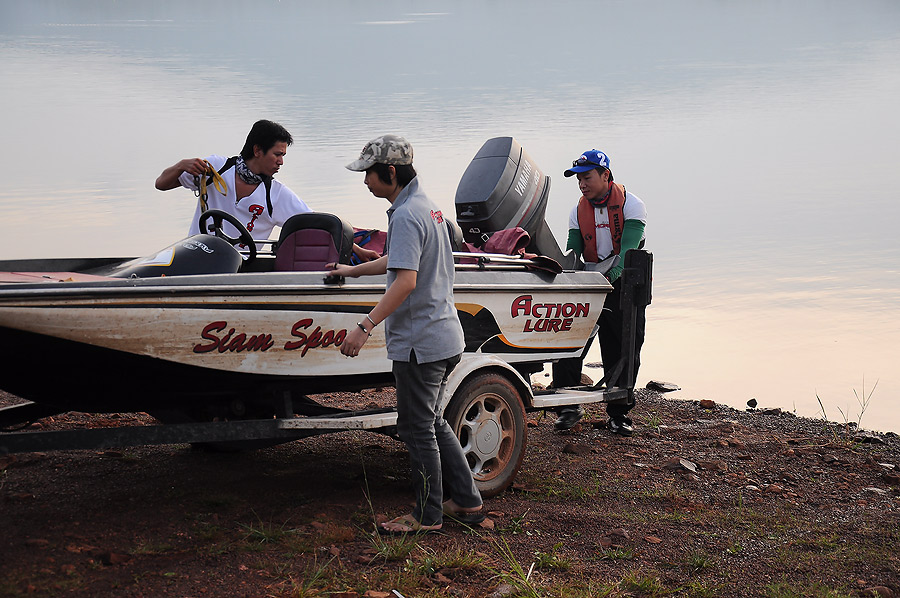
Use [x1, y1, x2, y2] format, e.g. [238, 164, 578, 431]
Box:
[235, 157, 264, 186]
[587, 182, 613, 208]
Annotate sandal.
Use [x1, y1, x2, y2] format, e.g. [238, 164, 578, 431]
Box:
[378, 514, 442, 536]
[442, 501, 486, 525]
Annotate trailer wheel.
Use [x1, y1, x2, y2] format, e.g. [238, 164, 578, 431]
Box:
[445, 372, 526, 498]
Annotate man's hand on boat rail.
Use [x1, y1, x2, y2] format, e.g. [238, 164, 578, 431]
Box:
[327, 255, 388, 278]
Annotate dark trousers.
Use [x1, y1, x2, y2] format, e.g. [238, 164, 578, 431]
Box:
[551, 280, 646, 418]
[393, 351, 482, 526]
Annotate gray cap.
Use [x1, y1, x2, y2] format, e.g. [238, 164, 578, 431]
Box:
[346, 135, 414, 171]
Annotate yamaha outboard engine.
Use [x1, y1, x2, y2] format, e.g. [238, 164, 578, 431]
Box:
[454, 137, 566, 264]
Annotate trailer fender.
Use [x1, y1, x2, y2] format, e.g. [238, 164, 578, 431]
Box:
[441, 354, 533, 413]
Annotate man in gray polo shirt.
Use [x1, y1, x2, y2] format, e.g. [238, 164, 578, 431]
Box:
[329, 135, 483, 534]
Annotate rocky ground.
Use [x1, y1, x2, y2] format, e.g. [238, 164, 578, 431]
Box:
[1, 387, 899, 598]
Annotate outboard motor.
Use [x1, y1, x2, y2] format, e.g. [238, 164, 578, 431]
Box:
[454, 137, 566, 264]
[109, 234, 243, 278]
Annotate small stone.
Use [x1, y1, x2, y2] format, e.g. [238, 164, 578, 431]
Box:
[488, 582, 517, 598]
[562, 443, 592, 456]
[92, 551, 131, 566]
[646, 380, 680, 392]
[862, 587, 894, 598]
[746, 398, 758, 408]
[699, 399, 716, 409]
[478, 518, 495, 530]
[697, 460, 728, 472]
[881, 472, 900, 486]
[25, 539, 50, 548]
[853, 433, 885, 444]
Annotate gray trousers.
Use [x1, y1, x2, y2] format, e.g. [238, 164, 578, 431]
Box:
[393, 351, 482, 526]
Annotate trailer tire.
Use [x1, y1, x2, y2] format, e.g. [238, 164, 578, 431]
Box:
[445, 372, 526, 498]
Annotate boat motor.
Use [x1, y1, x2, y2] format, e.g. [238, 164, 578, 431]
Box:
[454, 137, 568, 266]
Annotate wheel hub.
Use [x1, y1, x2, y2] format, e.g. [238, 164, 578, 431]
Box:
[474, 418, 501, 456]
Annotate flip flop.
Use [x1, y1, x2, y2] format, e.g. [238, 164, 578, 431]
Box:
[442, 504, 486, 526]
[378, 514, 442, 536]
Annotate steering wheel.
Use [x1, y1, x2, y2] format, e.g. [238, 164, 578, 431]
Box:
[198, 209, 257, 262]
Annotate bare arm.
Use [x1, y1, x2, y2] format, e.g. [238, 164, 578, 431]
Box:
[328, 255, 388, 278]
[155, 158, 209, 191]
[339, 267, 417, 357]
[352, 243, 381, 263]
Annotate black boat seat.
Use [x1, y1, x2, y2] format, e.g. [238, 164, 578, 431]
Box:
[274, 212, 354, 272]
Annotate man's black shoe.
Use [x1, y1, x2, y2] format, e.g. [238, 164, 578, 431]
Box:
[554, 406, 585, 431]
[607, 416, 634, 436]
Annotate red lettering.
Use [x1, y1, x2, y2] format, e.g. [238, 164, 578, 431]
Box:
[246, 204, 264, 233]
[521, 317, 575, 333]
[194, 321, 274, 354]
[511, 295, 532, 318]
[194, 321, 227, 353]
[285, 318, 348, 356]
[285, 318, 314, 351]
[321, 330, 335, 347]
[217, 327, 236, 352]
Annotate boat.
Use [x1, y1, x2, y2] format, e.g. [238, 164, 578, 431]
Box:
[0, 137, 651, 496]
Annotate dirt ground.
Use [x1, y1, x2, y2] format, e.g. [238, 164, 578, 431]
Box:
[2, 387, 899, 598]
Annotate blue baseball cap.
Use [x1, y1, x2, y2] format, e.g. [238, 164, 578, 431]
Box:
[564, 149, 611, 177]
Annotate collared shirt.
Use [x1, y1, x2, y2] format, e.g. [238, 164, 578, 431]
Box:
[383, 177, 465, 363]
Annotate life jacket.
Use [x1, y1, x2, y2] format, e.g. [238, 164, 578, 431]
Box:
[207, 156, 273, 216]
[577, 183, 626, 263]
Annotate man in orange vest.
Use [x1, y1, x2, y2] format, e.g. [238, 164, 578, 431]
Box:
[553, 149, 647, 436]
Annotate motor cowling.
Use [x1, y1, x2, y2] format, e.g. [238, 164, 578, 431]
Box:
[454, 137, 565, 263]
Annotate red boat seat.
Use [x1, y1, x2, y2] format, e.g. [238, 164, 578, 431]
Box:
[274, 212, 354, 272]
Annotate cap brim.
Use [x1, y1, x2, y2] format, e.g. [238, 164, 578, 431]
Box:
[346, 158, 375, 172]
[563, 165, 599, 177]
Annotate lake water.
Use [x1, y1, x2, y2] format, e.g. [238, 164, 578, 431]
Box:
[2, 1, 898, 432]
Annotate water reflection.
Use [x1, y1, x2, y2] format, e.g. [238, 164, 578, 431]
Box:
[1, 0, 898, 430]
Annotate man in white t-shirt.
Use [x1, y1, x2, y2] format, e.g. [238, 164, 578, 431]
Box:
[552, 149, 648, 436]
[155, 119, 379, 259]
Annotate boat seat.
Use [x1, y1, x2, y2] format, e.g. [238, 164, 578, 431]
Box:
[274, 212, 354, 272]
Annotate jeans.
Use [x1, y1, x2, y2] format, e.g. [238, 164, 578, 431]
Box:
[393, 351, 482, 526]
